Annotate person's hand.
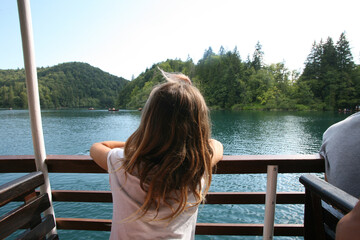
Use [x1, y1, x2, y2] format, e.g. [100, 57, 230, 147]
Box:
[209, 139, 223, 167]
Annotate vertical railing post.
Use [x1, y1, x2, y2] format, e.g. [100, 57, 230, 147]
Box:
[263, 165, 278, 240]
[17, 0, 57, 234]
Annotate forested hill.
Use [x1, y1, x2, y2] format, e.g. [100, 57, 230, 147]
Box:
[2, 33, 359, 111]
[119, 33, 360, 111]
[0, 62, 128, 109]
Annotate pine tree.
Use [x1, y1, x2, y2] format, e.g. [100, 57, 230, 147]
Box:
[251, 41, 264, 71]
[203, 47, 214, 59]
[302, 41, 322, 80]
[300, 41, 323, 100]
[336, 32, 354, 72]
[336, 32, 356, 108]
[218, 46, 225, 56]
[321, 37, 337, 71]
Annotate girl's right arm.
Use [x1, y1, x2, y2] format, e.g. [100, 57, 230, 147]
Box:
[90, 141, 125, 171]
[209, 139, 223, 167]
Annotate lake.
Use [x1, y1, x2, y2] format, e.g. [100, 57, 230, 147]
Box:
[0, 109, 349, 239]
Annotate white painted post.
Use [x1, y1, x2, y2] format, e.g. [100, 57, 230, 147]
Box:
[17, 0, 57, 234]
[263, 165, 278, 240]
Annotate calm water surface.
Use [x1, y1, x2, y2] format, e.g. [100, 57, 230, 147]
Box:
[0, 109, 349, 239]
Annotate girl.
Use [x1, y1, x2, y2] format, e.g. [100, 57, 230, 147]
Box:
[90, 69, 223, 239]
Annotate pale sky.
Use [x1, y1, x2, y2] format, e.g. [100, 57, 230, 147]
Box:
[1, 0, 359, 80]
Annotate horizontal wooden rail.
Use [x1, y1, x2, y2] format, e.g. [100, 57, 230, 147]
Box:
[206, 192, 305, 204]
[0, 154, 324, 173]
[47, 190, 304, 204]
[196, 223, 303, 236]
[56, 218, 303, 236]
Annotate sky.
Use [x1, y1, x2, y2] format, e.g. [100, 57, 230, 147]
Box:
[1, 0, 359, 80]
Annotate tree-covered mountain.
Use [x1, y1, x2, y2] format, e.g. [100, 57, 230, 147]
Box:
[0, 62, 128, 109]
[119, 32, 360, 111]
[2, 32, 359, 111]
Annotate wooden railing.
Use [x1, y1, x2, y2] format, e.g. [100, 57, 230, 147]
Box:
[0, 154, 324, 237]
[0, 171, 58, 239]
[300, 174, 358, 240]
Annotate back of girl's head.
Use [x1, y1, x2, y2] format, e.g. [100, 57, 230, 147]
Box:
[124, 68, 213, 221]
[139, 70, 209, 154]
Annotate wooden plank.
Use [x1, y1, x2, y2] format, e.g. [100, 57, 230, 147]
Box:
[25, 214, 56, 240]
[48, 190, 304, 204]
[0, 193, 50, 239]
[322, 201, 344, 239]
[196, 223, 303, 236]
[273, 224, 304, 236]
[206, 192, 304, 204]
[55, 218, 303, 236]
[195, 223, 263, 235]
[276, 192, 305, 204]
[0, 154, 324, 173]
[56, 218, 112, 231]
[16, 214, 56, 240]
[0, 171, 44, 207]
[310, 191, 326, 240]
[218, 154, 324, 173]
[46, 155, 107, 173]
[0, 155, 36, 173]
[51, 190, 113, 202]
[47, 234, 59, 240]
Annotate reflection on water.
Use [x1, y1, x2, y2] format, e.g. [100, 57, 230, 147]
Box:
[0, 109, 141, 155]
[0, 109, 349, 239]
[0, 109, 347, 155]
[211, 110, 345, 155]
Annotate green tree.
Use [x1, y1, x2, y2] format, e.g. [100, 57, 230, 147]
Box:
[251, 41, 264, 71]
[336, 32, 354, 72]
[300, 41, 323, 98]
[292, 81, 314, 106]
[8, 86, 14, 108]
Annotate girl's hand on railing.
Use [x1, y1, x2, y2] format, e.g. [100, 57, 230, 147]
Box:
[100, 141, 126, 149]
[209, 139, 223, 167]
[90, 141, 125, 171]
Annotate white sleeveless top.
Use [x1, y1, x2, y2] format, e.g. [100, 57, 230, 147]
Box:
[107, 148, 199, 240]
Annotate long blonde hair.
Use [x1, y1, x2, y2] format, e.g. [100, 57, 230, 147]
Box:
[123, 68, 213, 221]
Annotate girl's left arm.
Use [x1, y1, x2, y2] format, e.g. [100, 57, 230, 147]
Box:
[90, 141, 126, 171]
[209, 139, 223, 167]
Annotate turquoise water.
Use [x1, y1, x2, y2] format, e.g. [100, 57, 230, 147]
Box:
[0, 109, 349, 239]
